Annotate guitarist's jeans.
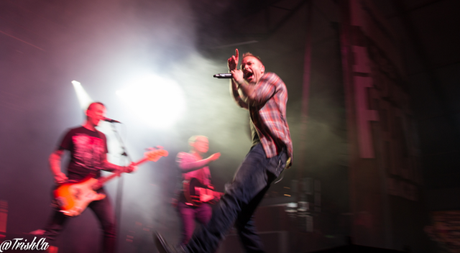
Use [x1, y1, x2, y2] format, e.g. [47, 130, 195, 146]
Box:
[43, 188, 116, 253]
[185, 143, 287, 253]
[177, 202, 212, 245]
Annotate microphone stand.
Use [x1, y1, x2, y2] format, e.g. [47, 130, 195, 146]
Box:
[109, 123, 132, 249]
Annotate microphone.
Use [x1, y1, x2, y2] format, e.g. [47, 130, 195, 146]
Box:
[103, 117, 121, 123]
[213, 73, 232, 79]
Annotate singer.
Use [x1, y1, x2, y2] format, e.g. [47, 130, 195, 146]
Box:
[155, 49, 293, 253]
[36, 102, 137, 253]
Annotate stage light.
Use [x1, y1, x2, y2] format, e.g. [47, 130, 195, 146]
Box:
[116, 75, 186, 128]
[72, 80, 93, 110]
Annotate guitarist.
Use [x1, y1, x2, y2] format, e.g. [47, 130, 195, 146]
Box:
[175, 135, 220, 247]
[41, 102, 136, 253]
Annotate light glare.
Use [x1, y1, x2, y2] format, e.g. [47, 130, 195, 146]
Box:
[117, 75, 186, 128]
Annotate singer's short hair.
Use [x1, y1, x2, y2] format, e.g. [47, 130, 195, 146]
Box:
[242, 52, 263, 65]
[86, 102, 105, 112]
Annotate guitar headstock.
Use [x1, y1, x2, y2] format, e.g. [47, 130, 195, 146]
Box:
[145, 147, 169, 162]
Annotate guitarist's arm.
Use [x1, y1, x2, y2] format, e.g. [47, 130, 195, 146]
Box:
[101, 154, 137, 173]
[49, 150, 68, 184]
[177, 152, 220, 173]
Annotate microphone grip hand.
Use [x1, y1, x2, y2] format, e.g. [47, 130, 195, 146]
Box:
[231, 69, 244, 85]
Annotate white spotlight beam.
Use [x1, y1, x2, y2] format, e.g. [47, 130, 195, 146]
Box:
[72, 80, 93, 110]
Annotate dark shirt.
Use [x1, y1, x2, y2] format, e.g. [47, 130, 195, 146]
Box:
[58, 126, 108, 180]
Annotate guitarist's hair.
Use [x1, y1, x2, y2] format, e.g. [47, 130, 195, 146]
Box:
[86, 102, 105, 112]
[188, 135, 207, 146]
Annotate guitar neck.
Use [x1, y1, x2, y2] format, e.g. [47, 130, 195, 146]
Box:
[96, 172, 120, 188]
[95, 157, 150, 189]
[132, 157, 149, 166]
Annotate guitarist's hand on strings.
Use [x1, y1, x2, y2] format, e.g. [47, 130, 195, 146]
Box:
[123, 163, 137, 173]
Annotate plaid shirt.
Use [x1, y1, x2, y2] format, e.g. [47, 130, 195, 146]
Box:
[233, 72, 293, 167]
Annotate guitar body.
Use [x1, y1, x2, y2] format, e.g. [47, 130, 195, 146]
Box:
[53, 147, 168, 217]
[183, 178, 223, 207]
[54, 176, 106, 217]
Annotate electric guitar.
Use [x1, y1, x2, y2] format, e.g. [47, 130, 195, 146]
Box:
[54, 147, 168, 216]
[183, 178, 223, 207]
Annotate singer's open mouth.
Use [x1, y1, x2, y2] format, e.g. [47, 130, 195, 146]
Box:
[245, 72, 254, 79]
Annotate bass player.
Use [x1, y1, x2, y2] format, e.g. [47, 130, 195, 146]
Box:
[175, 135, 220, 247]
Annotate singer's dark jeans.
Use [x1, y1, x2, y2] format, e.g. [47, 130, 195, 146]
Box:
[185, 143, 287, 253]
[43, 188, 116, 253]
